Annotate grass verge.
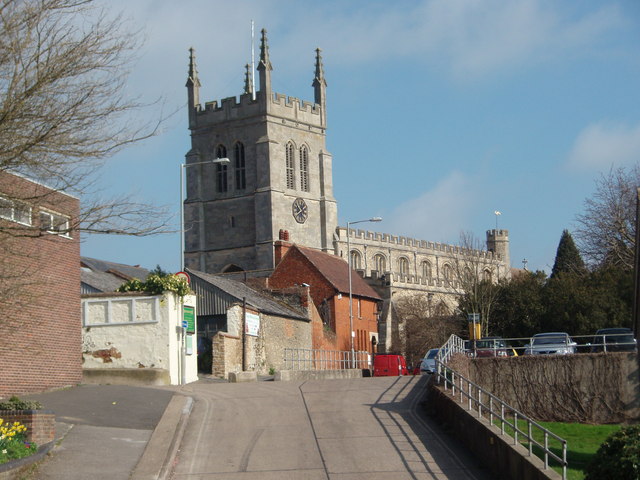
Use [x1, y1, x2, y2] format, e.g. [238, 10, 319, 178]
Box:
[495, 418, 621, 480]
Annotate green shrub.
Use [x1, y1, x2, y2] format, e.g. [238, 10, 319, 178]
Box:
[585, 424, 640, 480]
[0, 396, 42, 411]
[117, 274, 191, 297]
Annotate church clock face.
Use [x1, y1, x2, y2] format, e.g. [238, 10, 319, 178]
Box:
[292, 198, 308, 224]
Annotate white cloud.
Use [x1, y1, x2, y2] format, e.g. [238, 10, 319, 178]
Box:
[383, 171, 477, 243]
[272, 0, 623, 79]
[567, 122, 640, 170]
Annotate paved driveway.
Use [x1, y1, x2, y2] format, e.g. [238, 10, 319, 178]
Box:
[174, 376, 491, 479]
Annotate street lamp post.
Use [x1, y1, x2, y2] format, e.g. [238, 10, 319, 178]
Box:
[180, 157, 230, 271]
[178, 156, 229, 386]
[347, 216, 382, 368]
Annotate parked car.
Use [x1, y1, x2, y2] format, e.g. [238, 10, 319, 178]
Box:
[474, 337, 509, 357]
[524, 332, 577, 355]
[591, 328, 637, 353]
[420, 349, 440, 374]
[373, 354, 409, 376]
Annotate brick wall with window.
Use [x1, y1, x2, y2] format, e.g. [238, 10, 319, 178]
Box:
[0, 171, 82, 396]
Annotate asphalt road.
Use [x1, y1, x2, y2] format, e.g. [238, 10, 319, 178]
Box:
[174, 376, 492, 480]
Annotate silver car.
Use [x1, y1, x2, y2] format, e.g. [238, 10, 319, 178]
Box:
[420, 348, 440, 373]
[524, 332, 577, 355]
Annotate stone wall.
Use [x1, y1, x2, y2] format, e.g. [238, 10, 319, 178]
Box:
[457, 352, 640, 423]
[211, 332, 241, 378]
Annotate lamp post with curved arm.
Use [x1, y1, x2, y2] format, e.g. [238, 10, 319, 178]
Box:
[347, 216, 382, 367]
[178, 156, 229, 386]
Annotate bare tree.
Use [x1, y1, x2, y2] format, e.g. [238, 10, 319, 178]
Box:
[451, 231, 503, 337]
[575, 166, 640, 270]
[394, 294, 464, 367]
[0, 0, 170, 238]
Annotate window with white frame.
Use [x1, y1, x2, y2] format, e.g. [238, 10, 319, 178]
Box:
[40, 210, 70, 237]
[0, 196, 32, 225]
[83, 297, 159, 326]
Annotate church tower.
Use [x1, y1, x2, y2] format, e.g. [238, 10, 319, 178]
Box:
[183, 30, 338, 273]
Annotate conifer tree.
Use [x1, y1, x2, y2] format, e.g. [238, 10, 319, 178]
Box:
[551, 230, 586, 278]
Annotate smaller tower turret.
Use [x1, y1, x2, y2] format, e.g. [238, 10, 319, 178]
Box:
[312, 48, 327, 127]
[243, 63, 253, 97]
[486, 229, 511, 279]
[257, 29, 273, 106]
[186, 47, 201, 128]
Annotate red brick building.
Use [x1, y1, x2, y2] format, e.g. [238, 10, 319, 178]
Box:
[0, 171, 82, 396]
[270, 242, 381, 354]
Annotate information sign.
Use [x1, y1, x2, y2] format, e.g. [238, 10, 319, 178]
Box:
[183, 305, 195, 334]
[245, 312, 260, 337]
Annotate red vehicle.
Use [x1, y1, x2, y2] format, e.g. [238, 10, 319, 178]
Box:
[473, 337, 509, 357]
[373, 354, 408, 376]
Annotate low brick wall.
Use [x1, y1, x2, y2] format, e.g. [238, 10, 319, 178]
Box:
[0, 410, 55, 446]
[428, 385, 561, 480]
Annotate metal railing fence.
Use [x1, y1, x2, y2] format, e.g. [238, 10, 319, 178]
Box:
[462, 333, 637, 356]
[435, 335, 568, 479]
[283, 348, 370, 371]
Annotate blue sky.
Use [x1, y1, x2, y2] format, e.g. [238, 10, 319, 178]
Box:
[83, 0, 640, 274]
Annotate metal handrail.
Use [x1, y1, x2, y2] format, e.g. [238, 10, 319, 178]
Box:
[283, 348, 370, 371]
[435, 335, 568, 479]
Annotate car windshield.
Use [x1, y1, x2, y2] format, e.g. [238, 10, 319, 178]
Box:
[602, 333, 634, 343]
[532, 335, 568, 345]
[426, 349, 439, 359]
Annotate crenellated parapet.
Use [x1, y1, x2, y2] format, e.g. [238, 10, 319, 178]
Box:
[195, 90, 324, 128]
[335, 226, 503, 261]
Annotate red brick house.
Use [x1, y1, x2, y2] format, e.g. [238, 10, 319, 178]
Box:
[270, 242, 381, 355]
[0, 171, 82, 396]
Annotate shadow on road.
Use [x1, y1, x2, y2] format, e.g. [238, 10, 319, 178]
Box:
[366, 375, 491, 480]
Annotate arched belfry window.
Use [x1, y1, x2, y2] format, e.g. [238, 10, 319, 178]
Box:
[374, 254, 386, 273]
[234, 142, 246, 190]
[299, 145, 309, 192]
[350, 250, 362, 270]
[286, 142, 295, 189]
[398, 257, 409, 276]
[216, 144, 228, 193]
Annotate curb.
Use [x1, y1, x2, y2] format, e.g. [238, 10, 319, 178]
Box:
[130, 394, 193, 480]
[0, 442, 54, 480]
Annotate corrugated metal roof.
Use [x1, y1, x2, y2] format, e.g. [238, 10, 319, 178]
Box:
[187, 269, 309, 321]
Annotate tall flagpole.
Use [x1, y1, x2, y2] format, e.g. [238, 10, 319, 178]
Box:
[251, 20, 256, 100]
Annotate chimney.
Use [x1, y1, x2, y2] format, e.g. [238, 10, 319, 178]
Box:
[274, 230, 292, 265]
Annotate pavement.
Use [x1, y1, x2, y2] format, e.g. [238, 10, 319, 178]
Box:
[19, 378, 221, 480]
